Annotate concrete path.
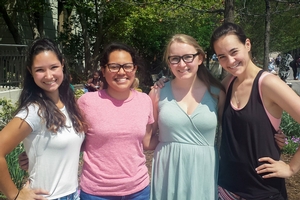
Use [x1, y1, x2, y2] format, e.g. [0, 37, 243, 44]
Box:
[286, 68, 300, 95]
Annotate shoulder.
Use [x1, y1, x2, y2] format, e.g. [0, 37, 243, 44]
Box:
[133, 90, 152, 102]
[221, 74, 234, 90]
[77, 91, 99, 105]
[260, 72, 285, 90]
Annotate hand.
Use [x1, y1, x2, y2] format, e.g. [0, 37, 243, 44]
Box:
[18, 151, 29, 171]
[256, 157, 293, 178]
[17, 181, 49, 200]
[275, 129, 286, 150]
[152, 76, 169, 89]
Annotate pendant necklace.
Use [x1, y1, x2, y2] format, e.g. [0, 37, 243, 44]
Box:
[234, 91, 240, 108]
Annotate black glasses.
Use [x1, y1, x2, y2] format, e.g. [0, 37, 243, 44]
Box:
[168, 52, 200, 64]
[106, 63, 136, 73]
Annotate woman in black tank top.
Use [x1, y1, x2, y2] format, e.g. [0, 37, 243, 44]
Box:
[210, 22, 299, 200]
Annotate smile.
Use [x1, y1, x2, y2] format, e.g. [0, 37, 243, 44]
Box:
[229, 62, 240, 69]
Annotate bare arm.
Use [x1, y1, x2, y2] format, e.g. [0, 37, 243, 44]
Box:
[143, 88, 160, 150]
[0, 118, 48, 200]
[256, 74, 300, 178]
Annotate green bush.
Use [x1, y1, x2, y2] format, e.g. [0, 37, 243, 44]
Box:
[0, 98, 27, 199]
[74, 88, 85, 99]
[280, 111, 300, 155]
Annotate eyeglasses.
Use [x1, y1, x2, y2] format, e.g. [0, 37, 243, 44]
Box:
[106, 63, 136, 73]
[168, 52, 200, 64]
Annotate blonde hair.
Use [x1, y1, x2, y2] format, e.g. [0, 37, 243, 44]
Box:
[163, 34, 206, 64]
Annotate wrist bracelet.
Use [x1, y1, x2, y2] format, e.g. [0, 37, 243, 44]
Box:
[14, 190, 20, 200]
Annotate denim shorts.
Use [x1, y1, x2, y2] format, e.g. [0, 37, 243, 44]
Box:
[54, 190, 80, 200]
[80, 185, 150, 200]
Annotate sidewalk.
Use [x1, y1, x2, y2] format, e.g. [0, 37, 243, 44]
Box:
[286, 68, 300, 95]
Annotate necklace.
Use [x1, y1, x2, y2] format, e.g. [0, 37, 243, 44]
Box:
[234, 91, 240, 108]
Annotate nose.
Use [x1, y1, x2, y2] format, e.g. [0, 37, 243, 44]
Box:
[44, 69, 53, 79]
[117, 67, 126, 74]
[178, 58, 186, 66]
[227, 56, 235, 64]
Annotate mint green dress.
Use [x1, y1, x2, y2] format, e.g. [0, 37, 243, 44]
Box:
[150, 81, 220, 200]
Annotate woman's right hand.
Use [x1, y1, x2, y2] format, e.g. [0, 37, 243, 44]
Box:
[152, 76, 169, 89]
[18, 181, 49, 200]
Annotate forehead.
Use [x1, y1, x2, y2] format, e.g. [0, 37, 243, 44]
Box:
[214, 34, 242, 54]
[169, 42, 196, 55]
[108, 50, 132, 63]
[32, 51, 60, 67]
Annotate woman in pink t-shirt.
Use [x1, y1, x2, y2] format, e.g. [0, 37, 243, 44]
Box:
[77, 42, 158, 200]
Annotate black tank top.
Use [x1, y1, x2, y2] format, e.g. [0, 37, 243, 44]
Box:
[218, 70, 287, 200]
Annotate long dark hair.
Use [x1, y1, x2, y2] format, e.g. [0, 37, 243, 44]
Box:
[15, 38, 86, 133]
[100, 42, 145, 89]
[164, 34, 225, 97]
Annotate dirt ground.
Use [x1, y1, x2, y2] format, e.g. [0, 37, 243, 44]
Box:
[144, 151, 300, 200]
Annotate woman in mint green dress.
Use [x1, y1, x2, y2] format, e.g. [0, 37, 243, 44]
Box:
[148, 34, 226, 200]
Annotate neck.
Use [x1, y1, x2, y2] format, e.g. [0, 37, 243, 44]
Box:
[45, 91, 63, 108]
[172, 75, 199, 90]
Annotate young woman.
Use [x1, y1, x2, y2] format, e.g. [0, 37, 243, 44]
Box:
[149, 34, 226, 200]
[77, 42, 156, 200]
[211, 22, 291, 200]
[0, 38, 86, 200]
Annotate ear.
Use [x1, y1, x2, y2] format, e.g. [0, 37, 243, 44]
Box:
[197, 54, 204, 66]
[245, 38, 251, 52]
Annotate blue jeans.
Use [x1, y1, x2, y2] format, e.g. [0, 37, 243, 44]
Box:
[55, 190, 80, 200]
[80, 185, 150, 200]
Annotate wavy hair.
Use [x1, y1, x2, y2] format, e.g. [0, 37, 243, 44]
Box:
[15, 38, 87, 133]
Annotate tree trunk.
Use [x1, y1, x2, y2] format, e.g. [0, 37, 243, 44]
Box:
[0, 5, 22, 45]
[224, 0, 234, 23]
[78, 11, 92, 75]
[264, 0, 271, 71]
[220, 0, 235, 80]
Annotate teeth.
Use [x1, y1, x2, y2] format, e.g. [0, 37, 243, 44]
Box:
[115, 78, 127, 83]
[45, 81, 55, 85]
[229, 63, 239, 69]
[178, 69, 189, 73]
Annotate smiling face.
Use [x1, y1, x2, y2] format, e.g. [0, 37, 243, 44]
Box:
[102, 50, 137, 94]
[30, 50, 64, 97]
[168, 42, 203, 80]
[213, 34, 251, 75]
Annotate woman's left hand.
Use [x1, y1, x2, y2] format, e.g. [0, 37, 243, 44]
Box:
[256, 157, 293, 178]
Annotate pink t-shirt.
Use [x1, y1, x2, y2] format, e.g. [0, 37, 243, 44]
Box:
[77, 89, 154, 196]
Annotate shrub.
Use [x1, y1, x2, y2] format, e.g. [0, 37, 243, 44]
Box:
[0, 98, 27, 199]
[280, 111, 300, 154]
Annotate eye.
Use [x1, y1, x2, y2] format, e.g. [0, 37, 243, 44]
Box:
[124, 64, 134, 69]
[183, 55, 193, 60]
[51, 65, 59, 70]
[35, 68, 43, 72]
[109, 65, 120, 70]
[169, 57, 180, 62]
